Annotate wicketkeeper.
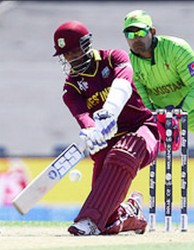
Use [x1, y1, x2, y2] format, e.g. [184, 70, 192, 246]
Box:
[122, 10, 194, 152]
[53, 20, 160, 235]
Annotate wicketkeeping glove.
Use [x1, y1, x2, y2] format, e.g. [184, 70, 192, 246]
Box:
[157, 114, 181, 152]
[79, 127, 108, 155]
[93, 109, 118, 141]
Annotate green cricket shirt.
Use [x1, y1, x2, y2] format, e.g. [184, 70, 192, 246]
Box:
[129, 36, 194, 112]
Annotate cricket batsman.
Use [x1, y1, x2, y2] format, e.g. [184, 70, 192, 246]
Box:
[122, 10, 194, 151]
[53, 20, 160, 235]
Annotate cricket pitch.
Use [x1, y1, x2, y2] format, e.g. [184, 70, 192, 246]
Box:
[1, 223, 194, 250]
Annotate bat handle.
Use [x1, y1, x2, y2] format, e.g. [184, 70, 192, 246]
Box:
[78, 141, 87, 154]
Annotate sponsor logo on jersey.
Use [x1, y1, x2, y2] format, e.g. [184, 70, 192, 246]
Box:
[148, 82, 185, 95]
[188, 62, 194, 76]
[77, 78, 89, 91]
[101, 66, 110, 78]
[86, 87, 110, 109]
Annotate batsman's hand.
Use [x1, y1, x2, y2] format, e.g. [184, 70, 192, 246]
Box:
[93, 109, 118, 140]
[79, 127, 108, 155]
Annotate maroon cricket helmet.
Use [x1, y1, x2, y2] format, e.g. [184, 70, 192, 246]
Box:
[53, 20, 90, 56]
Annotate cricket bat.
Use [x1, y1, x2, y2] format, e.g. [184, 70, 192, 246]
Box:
[13, 142, 85, 215]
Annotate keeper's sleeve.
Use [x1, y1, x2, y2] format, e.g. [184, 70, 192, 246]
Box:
[182, 86, 194, 113]
[175, 40, 194, 89]
[134, 80, 153, 110]
[174, 40, 194, 113]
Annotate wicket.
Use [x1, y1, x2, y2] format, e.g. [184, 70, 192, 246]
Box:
[149, 109, 188, 232]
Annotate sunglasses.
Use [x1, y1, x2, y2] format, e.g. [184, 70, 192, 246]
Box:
[124, 29, 149, 39]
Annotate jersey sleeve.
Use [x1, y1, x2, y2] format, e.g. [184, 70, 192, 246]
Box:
[174, 39, 194, 89]
[182, 86, 194, 113]
[173, 39, 194, 112]
[109, 49, 134, 83]
[62, 81, 95, 129]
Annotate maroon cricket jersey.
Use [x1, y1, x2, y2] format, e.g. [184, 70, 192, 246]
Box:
[62, 49, 155, 136]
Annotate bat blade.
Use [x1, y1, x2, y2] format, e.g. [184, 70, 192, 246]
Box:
[12, 142, 84, 215]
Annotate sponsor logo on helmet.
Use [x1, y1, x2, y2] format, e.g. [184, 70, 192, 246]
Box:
[57, 38, 66, 48]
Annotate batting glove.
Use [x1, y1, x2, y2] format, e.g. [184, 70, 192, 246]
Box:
[79, 127, 108, 155]
[93, 109, 118, 141]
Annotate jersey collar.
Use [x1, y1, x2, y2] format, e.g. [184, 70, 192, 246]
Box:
[92, 49, 102, 61]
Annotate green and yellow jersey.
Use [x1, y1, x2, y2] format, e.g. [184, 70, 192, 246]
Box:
[129, 36, 194, 115]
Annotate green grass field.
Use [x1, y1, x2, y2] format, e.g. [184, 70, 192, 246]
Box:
[1, 221, 194, 250]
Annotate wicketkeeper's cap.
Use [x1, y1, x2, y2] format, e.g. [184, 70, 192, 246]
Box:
[123, 10, 153, 32]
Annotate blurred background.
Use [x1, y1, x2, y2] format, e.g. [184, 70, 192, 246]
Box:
[0, 0, 194, 225]
[0, 0, 194, 157]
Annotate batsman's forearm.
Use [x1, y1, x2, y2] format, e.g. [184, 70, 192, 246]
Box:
[103, 78, 132, 120]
